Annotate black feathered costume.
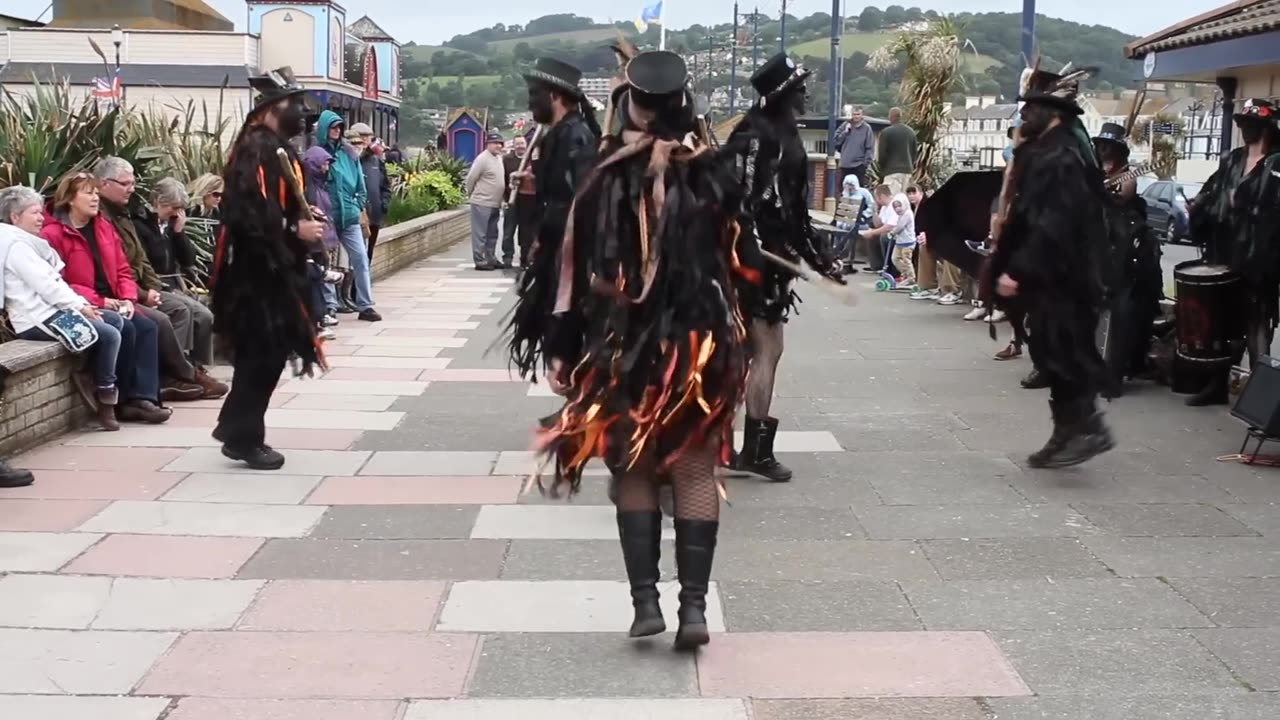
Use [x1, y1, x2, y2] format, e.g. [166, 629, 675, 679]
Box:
[211, 67, 324, 461]
[988, 63, 1114, 468]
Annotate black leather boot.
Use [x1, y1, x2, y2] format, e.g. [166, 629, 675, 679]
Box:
[1029, 399, 1115, 469]
[1027, 400, 1073, 468]
[1021, 368, 1050, 389]
[673, 518, 718, 650]
[0, 459, 34, 488]
[1186, 371, 1229, 407]
[737, 417, 793, 483]
[617, 511, 666, 638]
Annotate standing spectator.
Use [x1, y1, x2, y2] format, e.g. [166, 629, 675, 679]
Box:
[509, 137, 538, 269]
[348, 123, 391, 262]
[877, 107, 918, 194]
[314, 111, 380, 322]
[0, 186, 124, 431]
[1002, 124, 1016, 165]
[465, 132, 507, 271]
[188, 174, 224, 219]
[385, 144, 404, 164]
[93, 157, 207, 401]
[134, 178, 227, 399]
[500, 135, 529, 269]
[834, 106, 875, 189]
[303, 145, 341, 340]
[42, 173, 171, 424]
[436, 129, 448, 152]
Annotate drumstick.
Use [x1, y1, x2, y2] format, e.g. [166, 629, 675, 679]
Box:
[508, 125, 544, 205]
[276, 148, 314, 221]
[760, 249, 857, 305]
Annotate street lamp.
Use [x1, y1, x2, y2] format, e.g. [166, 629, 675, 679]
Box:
[111, 24, 124, 107]
[826, 0, 841, 211]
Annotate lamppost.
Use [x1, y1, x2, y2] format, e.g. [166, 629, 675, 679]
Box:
[780, 0, 787, 53]
[1021, 0, 1035, 63]
[752, 6, 760, 74]
[730, 2, 739, 119]
[825, 0, 841, 210]
[111, 24, 124, 107]
[706, 31, 714, 108]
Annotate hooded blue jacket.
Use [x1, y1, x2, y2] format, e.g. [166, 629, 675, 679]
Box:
[314, 110, 367, 230]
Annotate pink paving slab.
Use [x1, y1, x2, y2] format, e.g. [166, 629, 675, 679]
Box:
[415, 368, 521, 383]
[306, 475, 523, 505]
[0, 470, 183, 500]
[13, 446, 186, 472]
[238, 580, 447, 632]
[318, 344, 359, 356]
[0, 498, 111, 531]
[62, 534, 264, 578]
[166, 408, 223, 427]
[179, 394, 298, 410]
[166, 699, 403, 720]
[696, 632, 1032, 698]
[319, 367, 424, 382]
[138, 632, 478, 698]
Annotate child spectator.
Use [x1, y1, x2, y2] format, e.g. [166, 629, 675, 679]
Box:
[888, 192, 918, 287]
[302, 146, 340, 340]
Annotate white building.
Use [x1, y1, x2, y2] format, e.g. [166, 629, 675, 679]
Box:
[939, 97, 1018, 168]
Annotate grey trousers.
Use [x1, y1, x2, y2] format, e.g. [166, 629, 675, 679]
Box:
[470, 204, 500, 265]
[137, 302, 195, 382]
[159, 289, 214, 367]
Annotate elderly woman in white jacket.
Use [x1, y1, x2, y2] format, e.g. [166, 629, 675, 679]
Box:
[0, 186, 122, 432]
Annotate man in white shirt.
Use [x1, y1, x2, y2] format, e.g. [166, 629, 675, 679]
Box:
[465, 133, 508, 271]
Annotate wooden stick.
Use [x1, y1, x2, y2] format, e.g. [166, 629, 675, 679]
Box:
[760, 248, 857, 305]
[508, 125, 543, 205]
[275, 148, 313, 221]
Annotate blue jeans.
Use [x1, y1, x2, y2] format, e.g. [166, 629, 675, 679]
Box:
[325, 223, 374, 312]
[17, 311, 123, 388]
[118, 310, 161, 403]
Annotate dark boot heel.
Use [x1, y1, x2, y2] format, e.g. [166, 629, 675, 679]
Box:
[673, 518, 718, 651]
[617, 511, 666, 638]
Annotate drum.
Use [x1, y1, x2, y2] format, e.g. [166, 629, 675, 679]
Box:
[1174, 260, 1244, 367]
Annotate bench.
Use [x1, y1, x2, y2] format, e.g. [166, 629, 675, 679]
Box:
[0, 340, 90, 457]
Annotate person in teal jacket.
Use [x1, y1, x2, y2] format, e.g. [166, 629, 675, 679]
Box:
[314, 110, 380, 322]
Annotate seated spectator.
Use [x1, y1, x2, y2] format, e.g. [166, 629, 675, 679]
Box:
[188, 173, 223, 220]
[0, 185, 126, 431]
[833, 174, 874, 272]
[133, 178, 227, 399]
[862, 185, 902, 278]
[93, 156, 208, 402]
[40, 173, 170, 424]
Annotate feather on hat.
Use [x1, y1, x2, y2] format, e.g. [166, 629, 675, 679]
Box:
[1018, 58, 1095, 116]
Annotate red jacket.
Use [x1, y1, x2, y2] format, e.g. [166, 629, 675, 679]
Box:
[41, 212, 139, 307]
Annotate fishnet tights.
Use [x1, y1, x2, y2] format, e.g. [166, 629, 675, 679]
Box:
[615, 445, 720, 521]
[745, 318, 784, 419]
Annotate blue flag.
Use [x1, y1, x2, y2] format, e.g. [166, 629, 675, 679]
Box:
[635, 1, 663, 32]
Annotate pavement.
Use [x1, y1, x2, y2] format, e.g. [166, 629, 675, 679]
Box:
[1, 248, 1278, 720]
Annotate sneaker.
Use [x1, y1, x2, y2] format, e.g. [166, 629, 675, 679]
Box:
[323, 270, 344, 284]
[986, 310, 1008, 323]
[357, 308, 383, 323]
[909, 288, 939, 300]
[317, 327, 337, 341]
[322, 314, 339, 327]
[937, 292, 962, 306]
[159, 380, 203, 403]
[963, 306, 986, 321]
[192, 368, 230, 400]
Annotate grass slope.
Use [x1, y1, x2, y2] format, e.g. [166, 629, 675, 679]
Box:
[488, 27, 620, 52]
[412, 75, 501, 89]
[790, 31, 1001, 73]
[404, 45, 475, 61]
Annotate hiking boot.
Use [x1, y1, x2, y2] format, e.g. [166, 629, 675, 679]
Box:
[358, 308, 383, 323]
[160, 380, 203, 403]
[618, 511, 667, 638]
[673, 519, 718, 651]
[1021, 368, 1050, 389]
[118, 399, 172, 424]
[193, 368, 229, 400]
[95, 386, 120, 431]
[1028, 400, 1114, 469]
[221, 444, 286, 470]
[736, 417, 793, 483]
[0, 459, 34, 488]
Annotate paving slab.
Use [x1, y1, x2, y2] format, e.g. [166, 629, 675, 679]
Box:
[987, 694, 1280, 720]
[1070, 503, 1257, 536]
[64, 534, 263, 578]
[0, 696, 172, 720]
[438, 580, 724, 632]
[306, 475, 523, 505]
[237, 539, 506, 580]
[471, 505, 674, 540]
[0, 531, 102, 572]
[715, 540, 940, 582]
[1082, 536, 1280, 578]
[750, 698, 989, 720]
[62, 426, 362, 449]
[13, 446, 185, 471]
[0, 573, 113, 628]
[1167, 578, 1280, 627]
[76, 500, 325, 537]
[467, 633, 699, 698]
[719, 506, 865, 540]
[719, 580, 921, 631]
[499, 539, 675, 580]
[922, 538, 1113, 580]
[361, 450, 498, 476]
[162, 473, 323, 504]
[0, 470, 183, 500]
[166, 699, 403, 720]
[139, 631, 477, 698]
[406, 699, 750, 720]
[0, 498, 110, 531]
[1195, 628, 1280, 691]
[276, 378, 431, 395]
[904, 578, 1212, 630]
[238, 580, 445, 631]
[1220, 504, 1280, 536]
[91, 578, 264, 630]
[163, 448, 372, 476]
[0, 628, 176, 693]
[856, 504, 1095, 539]
[697, 631, 1030, 698]
[320, 356, 452, 372]
[309, 505, 479, 539]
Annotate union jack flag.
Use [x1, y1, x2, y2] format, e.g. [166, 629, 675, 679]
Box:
[91, 69, 122, 101]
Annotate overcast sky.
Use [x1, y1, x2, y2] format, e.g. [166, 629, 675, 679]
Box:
[0, 0, 1228, 45]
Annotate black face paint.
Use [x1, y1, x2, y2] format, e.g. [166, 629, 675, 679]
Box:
[789, 86, 807, 116]
[1018, 104, 1049, 140]
[278, 99, 306, 138]
[528, 85, 553, 124]
[1239, 120, 1265, 146]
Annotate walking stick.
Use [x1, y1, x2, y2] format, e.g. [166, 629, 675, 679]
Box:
[759, 248, 858, 305]
[508, 125, 543, 205]
[275, 148, 314, 220]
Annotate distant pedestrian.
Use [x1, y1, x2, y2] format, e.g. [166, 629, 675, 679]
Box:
[500, 135, 532, 269]
[877, 107, 918, 194]
[834, 106, 875, 189]
[465, 132, 506, 271]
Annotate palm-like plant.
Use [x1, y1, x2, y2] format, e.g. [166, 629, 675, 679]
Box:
[1131, 112, 1184, 179]
[868, 18, 969, 189]
[126, 91, 236, 186]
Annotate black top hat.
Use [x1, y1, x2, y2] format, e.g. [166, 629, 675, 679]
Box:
[522, 57, 584, 98]
[751, 53, 811, 106]
[626, 50, 688, 111]
[1234, 98, 1277, 123]
[1094, 122, 1127, 145]
[248, 66, 307, 114]
[1018, 65, 1093, 116]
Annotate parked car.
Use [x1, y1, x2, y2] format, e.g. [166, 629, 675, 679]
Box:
[1142, 180, 1203, 244]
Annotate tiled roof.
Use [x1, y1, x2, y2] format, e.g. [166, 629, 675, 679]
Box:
[1125, 0, 1280, 57]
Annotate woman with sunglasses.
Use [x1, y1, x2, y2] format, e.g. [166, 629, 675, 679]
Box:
[188, 174, 224, 220]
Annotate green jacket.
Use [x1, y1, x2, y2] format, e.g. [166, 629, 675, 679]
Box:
[314, 110, 367, 230]
[102, 200, 161, 299]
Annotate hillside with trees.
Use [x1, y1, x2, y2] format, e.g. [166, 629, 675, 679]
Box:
[397, 7, 1137, 145]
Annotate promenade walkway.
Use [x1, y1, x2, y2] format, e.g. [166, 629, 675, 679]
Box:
[0, 250, 1277, 719]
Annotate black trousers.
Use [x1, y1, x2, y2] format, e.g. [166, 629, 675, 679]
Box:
[216, 341, 289, 449]
[1025, 305, 1096, 406]
[506, 194, 537, 266]
[365, 224, 381, 262]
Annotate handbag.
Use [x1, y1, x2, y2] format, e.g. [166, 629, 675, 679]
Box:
[40, 308, 99, 353]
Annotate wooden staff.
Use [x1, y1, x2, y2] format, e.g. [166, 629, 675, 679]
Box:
[507, 124, 543, 205]
[275, 148, 314, 221]
[760, 248, 857, 305]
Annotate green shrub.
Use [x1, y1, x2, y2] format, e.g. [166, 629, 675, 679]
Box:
[385, 169, 465, 225]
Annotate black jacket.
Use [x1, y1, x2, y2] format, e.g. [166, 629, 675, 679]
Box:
[133, 210, 196, 290]
[359, 152, 392, 225]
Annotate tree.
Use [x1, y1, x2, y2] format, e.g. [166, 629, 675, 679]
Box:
[883, 5, 909, 26]
[858, 7, 883, 32]
[512, 42, 536, 63]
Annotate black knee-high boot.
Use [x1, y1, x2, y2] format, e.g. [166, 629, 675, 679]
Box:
[673, 518, 718, 650]
[617, 511, 666, 637]
[734, 417, 793, 483]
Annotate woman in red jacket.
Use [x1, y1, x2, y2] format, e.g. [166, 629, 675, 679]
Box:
[41, 173, 170, 423]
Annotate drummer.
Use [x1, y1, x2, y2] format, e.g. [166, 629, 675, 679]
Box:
[1185, 98, 1280, 406]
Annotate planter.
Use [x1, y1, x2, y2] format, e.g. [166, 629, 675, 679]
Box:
[369, 208, 469, 281]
